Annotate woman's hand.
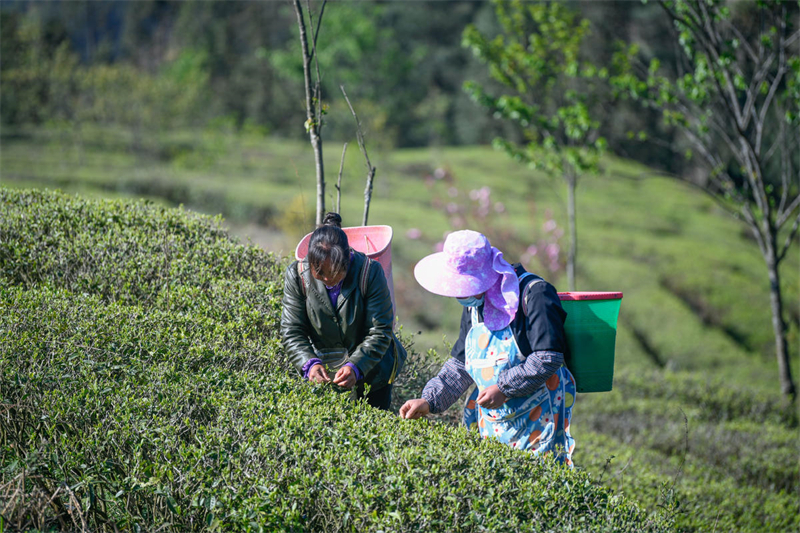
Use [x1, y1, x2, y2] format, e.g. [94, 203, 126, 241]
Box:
[399, 399, 430, 419]
[308, 364, 331, 384]
[476, 385, 507, 409]
[333, 365, 357, 389]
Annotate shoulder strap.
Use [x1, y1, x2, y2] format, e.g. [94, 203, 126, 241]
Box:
[518, 272, 544, 316]
[296, 261, 307, 296]
[360, 256, 373, 297]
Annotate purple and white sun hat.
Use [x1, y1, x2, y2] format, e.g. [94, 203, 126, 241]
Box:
[414, 230, 520, 331]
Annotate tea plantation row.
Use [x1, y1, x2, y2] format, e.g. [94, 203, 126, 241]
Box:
[0, 189, 672, 531]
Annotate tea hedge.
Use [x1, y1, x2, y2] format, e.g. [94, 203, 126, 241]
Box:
[0, 189, 672, 532]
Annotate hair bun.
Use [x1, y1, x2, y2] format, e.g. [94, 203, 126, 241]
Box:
[322, 212, 342, 228]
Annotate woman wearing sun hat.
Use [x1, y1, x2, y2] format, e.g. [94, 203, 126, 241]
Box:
[399, 230, 576, 464]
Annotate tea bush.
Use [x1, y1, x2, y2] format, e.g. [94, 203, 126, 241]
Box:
[0, 189, 672, 531]
[577, 430, 800, 533]
[576, 368, 800, 532]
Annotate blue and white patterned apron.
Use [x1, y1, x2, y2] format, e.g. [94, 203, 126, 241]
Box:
[463, 306, 576, 465]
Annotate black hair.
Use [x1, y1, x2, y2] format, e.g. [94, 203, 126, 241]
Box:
[322, 212, 342, 228]
[308, 212, 350, 278]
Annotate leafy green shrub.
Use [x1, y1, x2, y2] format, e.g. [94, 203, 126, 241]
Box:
[575, 366, 800, 533]
[578, 431, 800, 533]
[613, 371, 798, 427]
[0, 189, 671, 532]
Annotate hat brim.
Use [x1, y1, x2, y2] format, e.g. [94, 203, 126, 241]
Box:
[413, 252, 499, 298]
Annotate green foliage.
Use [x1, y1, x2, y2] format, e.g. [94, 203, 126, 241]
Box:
[0, 0, 689, 162]
[0, 189, 671, 532]
[577, 422, 800, 533]
[462, 0, 606, 177]
[0, 8, 80, 126]
[578, 365, 800, 532]
[785, 55, 800, 125]
[610, 0, 800, 202]
[81, 49, 210, 132]
[0, 7, 210, 143]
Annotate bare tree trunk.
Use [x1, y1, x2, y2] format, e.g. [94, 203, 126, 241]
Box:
[292, 0, 325, 226]
[764, 232, 796, 400]
[566, 166, 577, 291]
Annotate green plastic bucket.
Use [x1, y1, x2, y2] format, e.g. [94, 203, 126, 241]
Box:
[558, 292, 623, 393]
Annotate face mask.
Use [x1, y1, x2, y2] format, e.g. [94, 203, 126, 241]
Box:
[457, 294, 485, 308]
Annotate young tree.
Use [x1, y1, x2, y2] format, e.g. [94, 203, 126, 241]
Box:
[462, 0, 607, 291]
[292, 0, 327, 226]
[289, 1, 378, 227]
[612, 0, 799, 400]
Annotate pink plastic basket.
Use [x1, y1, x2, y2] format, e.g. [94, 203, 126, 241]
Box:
[295, 225, 395, 319]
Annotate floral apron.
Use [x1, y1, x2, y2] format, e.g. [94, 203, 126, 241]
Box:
[463, 306, 576, 465]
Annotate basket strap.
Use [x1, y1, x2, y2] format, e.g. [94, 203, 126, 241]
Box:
[296, 261, 307, 297]
[518, 272, 544, 313]
[360, 256, 372, 297]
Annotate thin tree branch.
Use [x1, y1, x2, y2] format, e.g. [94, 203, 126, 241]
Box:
[741, 50, 777, 132]
[336, 142, 347, 214]
[341, 85, 377, 226]
[306, 0, 326, 125]
[729, 23, 758, 63]
[777, 211, 800, 263]
[778, 118, 790, 215]
[340, 87, 372, 172]
[696, 0, 719, 48]
[739, 139, 770, 219]
[786, 28, 800, 48]
[677, 97, 746, 170]
[311, 0, 327, 60]
[755, 12, 787, 154]
[741, 201, 768, 257]
[662, 0, 745, 129]
[763, 119, 787, 164]
[676, 114, 742, 197]
[673, 0, 705, 36]
[664, 10, 695, 77]
[292, 0, 325, 225]
[293, 0, 315, 132]
[630, 53, 735, 165]
[777, 194, 800, 229]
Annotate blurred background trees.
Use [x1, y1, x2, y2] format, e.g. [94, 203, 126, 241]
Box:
[2, 0, 677, 159]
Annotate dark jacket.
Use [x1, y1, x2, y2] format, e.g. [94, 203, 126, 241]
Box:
[280, 250, 405, 388]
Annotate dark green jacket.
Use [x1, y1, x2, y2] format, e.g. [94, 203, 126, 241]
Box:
[280, 250, 405, 388]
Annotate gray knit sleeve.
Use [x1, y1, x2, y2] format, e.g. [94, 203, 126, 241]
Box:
[496, 350, 564, 398]
[421, 357, 475, 414]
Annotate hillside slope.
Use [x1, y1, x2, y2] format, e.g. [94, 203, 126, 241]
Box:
[3, 129, 797, 382]
[0, 189, 671, 532]
[3, 129, 799, 531]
